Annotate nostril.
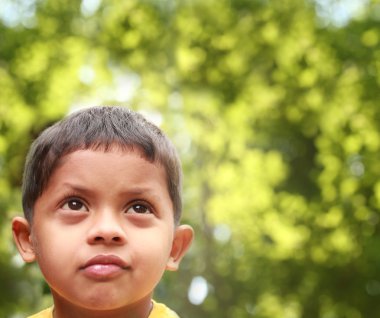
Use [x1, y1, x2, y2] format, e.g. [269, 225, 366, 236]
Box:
[89, 234, 124, 244]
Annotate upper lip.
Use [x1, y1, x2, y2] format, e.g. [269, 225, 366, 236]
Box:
[81, 255, 129, 269]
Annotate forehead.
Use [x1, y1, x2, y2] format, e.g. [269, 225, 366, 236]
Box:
[50, 148, 168, 189]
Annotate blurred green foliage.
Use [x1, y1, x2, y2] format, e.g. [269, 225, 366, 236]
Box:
[1, 0, 380, 317]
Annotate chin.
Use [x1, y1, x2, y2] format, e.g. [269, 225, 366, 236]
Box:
[83, 293, 130, 310]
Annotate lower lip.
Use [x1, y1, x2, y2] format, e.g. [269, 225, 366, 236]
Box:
[82, 264, 127, 279]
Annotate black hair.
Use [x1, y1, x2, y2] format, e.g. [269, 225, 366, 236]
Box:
[22, 106, 182, 224]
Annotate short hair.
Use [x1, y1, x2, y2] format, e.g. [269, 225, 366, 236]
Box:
[22, 106, 182, 225]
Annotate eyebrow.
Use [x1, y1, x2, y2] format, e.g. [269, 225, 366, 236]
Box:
[60, 183, 160, 198]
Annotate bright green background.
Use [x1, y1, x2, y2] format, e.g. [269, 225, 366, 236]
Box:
[1, 0, 380, 317]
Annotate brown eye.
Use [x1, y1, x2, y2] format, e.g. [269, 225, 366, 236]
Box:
[62, 199, 87, 211]
[127, 204, 152, 214]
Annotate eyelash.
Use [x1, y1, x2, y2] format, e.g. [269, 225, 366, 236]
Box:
[126, 202, 154, 215]
[59, 195, 154, 215]
[60, 196, 88, 212]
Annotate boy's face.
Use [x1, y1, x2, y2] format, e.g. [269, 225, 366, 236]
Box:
[13, 148, 193, 314]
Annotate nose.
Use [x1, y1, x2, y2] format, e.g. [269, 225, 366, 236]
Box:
[87, 210, 127, 245]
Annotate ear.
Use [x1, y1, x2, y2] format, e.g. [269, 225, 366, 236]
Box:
[12, 216, 36, 263]
[166, 224, 194, 271]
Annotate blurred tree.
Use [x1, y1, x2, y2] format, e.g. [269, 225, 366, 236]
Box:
[1, 0, 380, 317]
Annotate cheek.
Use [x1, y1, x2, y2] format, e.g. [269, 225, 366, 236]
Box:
[31, 229, 75, 276]
[132, 229, 174, 265]
[130, 237, 173, 292]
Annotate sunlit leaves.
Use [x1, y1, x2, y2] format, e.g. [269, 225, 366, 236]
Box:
[1, 0, 380, 317]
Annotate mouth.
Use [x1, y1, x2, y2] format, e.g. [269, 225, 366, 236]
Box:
[80, 255, 130, 280]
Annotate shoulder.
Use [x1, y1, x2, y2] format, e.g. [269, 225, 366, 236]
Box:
[27, 307, 53, 318]
[150, 301, 181, 318]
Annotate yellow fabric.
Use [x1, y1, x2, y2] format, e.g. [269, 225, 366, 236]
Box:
[27, 301, 180, 318]
[27, 307, 53, 318]
[150, 301, 180, 318]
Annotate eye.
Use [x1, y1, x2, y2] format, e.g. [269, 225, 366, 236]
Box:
[61, 198, 88, 211]
[127, 203, 152, 214]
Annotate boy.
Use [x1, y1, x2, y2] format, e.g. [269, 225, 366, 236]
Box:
[12, 106, 194, 318]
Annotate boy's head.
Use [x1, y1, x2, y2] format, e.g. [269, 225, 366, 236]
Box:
[12, 106, 193, 316]
[22, 106, 182, 225]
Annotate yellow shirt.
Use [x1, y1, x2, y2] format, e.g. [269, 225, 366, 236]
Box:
[27, 301, 180, 318]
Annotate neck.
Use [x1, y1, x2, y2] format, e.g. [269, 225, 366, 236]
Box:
[51, 294, 153, 318]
